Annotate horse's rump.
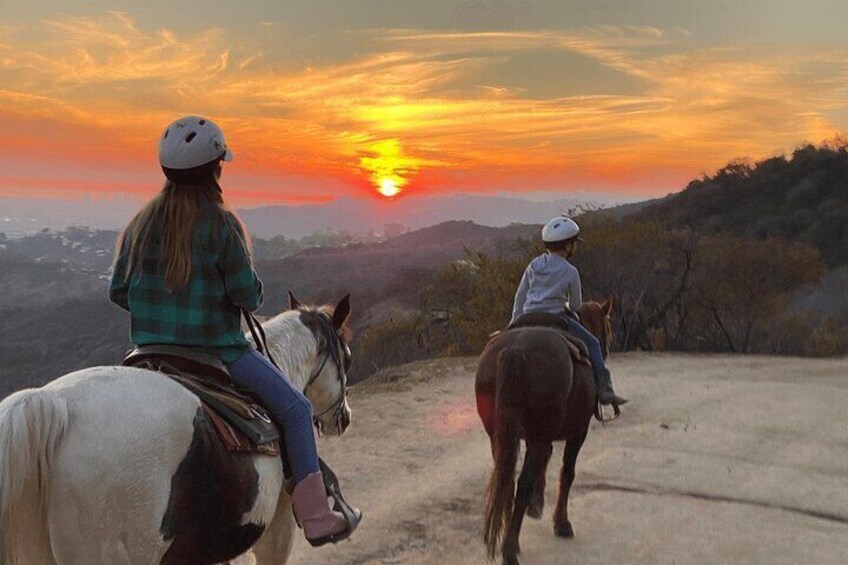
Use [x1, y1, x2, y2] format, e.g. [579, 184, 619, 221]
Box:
[509, 312, 592, 363]
[38, 367, 280, 564]
[476, 328, 575, 435]
[476, 326, 596, 442]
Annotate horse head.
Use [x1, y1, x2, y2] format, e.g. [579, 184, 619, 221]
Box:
[578, 295, 614, 359]
[287, 292, 353, 437]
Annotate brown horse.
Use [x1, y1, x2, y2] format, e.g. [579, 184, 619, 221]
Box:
[476, 298, 614, 565]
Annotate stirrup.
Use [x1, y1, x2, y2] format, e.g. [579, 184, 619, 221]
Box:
[594, 400, 621, 423]
[308, 458, 362, 546]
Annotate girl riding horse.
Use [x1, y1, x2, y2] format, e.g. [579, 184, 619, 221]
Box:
[110, 116, 361, 547]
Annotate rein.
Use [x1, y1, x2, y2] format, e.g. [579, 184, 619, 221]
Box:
[243, 309, 350, 437]
[243, 310, 280, 369]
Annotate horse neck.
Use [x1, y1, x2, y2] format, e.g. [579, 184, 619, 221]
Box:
[257, 312, 318, 392]
[578, 303, 602, 340]
[578, 302, 610, 354]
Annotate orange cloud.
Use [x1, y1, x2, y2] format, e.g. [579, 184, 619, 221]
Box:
[1, 15, 847, 202]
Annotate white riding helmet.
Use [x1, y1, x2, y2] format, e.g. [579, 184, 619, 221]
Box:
[542, 216, 583, 243]
[158, 116, 233, 170]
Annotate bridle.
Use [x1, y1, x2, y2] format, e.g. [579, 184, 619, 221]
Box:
[304, 312, 352, 437]
[242, 309, 352, 436]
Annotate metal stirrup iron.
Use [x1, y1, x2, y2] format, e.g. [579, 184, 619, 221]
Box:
[319, 458, 361, 530]
[594, 400, 621, 424]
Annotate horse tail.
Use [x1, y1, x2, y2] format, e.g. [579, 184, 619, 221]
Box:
[483, 347, 523, 560]
[0, 388, 67, 565]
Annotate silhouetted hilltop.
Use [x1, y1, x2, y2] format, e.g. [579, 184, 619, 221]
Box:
[633, 142, 848, 268]
[257, 221, 538, 330]
[383, 220, 537, 250]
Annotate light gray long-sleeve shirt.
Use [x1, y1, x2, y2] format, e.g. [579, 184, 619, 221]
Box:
[511, 252, 582, 323]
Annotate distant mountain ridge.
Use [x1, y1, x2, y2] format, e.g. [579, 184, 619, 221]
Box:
[1, 193, 602, 239]
[238, 193, 593, 238]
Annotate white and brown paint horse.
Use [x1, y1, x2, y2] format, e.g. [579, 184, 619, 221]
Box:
[0, 294, 354, 565]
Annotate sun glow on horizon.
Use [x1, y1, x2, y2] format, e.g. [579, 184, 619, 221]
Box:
[0, 12, 845, 201]
[378, 178, 401, 198]
[359, 139, 423, 199]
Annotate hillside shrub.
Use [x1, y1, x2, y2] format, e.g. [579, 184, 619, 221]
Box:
[360, 221, 833, 372]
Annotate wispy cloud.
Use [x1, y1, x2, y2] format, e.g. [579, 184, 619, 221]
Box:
[1, 15, 847, 201]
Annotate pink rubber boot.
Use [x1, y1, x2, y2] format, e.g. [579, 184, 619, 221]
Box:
[291, 472, 361, 546]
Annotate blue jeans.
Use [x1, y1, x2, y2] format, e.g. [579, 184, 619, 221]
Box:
[227, 349, 319, 483]
[562, 315, 607, 382]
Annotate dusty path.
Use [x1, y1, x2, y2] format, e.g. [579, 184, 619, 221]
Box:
[289, 353, 848, 564]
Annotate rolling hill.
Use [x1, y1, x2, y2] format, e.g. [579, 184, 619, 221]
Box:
[632, 144, 848, 268]
[0, 220, 538, 395]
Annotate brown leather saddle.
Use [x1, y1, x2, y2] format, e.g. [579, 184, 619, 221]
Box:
[123, 345, 280, 456]
[124, 343, 361, 522]
[508, 312, 592, 365]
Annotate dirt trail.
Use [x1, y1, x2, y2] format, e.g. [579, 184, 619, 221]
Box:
[289, 353, 848, 565]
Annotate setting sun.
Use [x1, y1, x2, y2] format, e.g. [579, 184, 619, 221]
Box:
[378, 178, 401, 198]
[360, 139, 428, 199]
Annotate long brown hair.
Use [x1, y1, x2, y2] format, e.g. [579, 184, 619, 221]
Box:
[116, 178, 250, 291]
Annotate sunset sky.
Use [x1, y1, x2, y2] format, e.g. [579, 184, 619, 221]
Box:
[2, 1, 848, 204]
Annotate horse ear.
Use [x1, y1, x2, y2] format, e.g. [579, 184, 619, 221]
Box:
[288, 291, 302, 310]
[602, 295, 614, 315]
[332, 294, 351, 329]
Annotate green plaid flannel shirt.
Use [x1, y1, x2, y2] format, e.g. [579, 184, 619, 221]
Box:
[109, 203, 262, 363]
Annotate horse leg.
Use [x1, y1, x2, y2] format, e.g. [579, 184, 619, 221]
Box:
[554, 430, 588, 538]
[250, 492, 297, 565]
[502, 442, 547, 565]
[527, 442, 553, 520]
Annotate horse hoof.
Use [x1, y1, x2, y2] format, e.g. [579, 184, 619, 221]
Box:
[527, 499, 544, 519]
[502, 556, 520, 565]
[555, 521, 574, 538]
